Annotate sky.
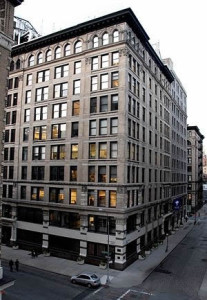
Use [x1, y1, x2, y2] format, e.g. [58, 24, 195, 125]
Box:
[15, 0, 207, 150]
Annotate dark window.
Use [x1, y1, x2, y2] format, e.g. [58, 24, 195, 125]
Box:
[50, 166, 64, 181]
[32, 166, 45, 180]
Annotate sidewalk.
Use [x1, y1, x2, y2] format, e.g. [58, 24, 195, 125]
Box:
[1, 218, 195, 288]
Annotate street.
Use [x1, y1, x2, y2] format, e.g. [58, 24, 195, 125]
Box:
[2, 263, 93, 300]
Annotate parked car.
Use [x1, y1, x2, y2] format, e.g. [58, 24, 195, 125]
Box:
[71, 273, 101, 288]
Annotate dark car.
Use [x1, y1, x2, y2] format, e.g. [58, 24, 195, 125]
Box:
[71, 273, 101, 288]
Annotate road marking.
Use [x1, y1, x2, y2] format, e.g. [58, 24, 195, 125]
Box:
[93, 286, 104, 295]
[117, 289, 153, 299]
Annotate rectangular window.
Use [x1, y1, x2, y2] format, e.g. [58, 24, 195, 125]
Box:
[70, 166, 77, 181]
[37, 70, 49, 82]
[110, 142, 117, 158]
[89, 120, 96, 136]
[111, 94, 118, 110]
[32, 166, 44, 180]
[101, 54, 109, 68]
[90, 97, 97, 113]
[51, 145, 65, 160]
[22, 147, 28, 161]
[100, 74, 108, 89]
[91, 76, 98, 91]
[71, 144, 78, 159]
[100, 95, 108, 112]
[51, 124, 66, 139]
[34, 106, 47, 121]
[8, 78, 13, 89]
[112, 72, 119, 87]
[24, 109, 30, 122]
[109, 191, 117, 207]
[25, 90, 31, 103]
[70, 188, 77, 204]
[88, 166, 95, 182]
[49, 188, 64, 203]
[55, 65, 69, 78]
[98, 166, 106, 182]
[21, 166, 27, 179]
[26, 74, 32, 86]
[110, 166, 117, 183]
[99, 119, 107, 135]
[89, 143, 96, 159]
[36, 87, 49, 101]
[111, 118, 118, 134]
[74, 61, 81, 74]
[72, 100, 80, 116]
[73, 79, 80, 94]
[32, 146, 46, 160]
[52, 103, 67, 118]
[99, 143, 107, 159]
[112, 52, 119, 65]
[31, 187, 44, 201]
[10, 129, 15, 142]
[71, 122, 79, 137]
[54, 83, 68, 98]
[50, 166, 64, 181]
[98, 190, 106, 207]
[33, 126, 47, 140]
[88, 190, 95, 206]
[23, 127, 29, 141]
[91, 57, 98, 70]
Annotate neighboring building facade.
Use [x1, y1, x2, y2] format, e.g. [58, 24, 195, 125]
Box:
[187, 126, 204, 214]
[2, 8, 187, 270]
[13, 16, 39, 45]
[203, 154, 207, 183]
[163, 58, 188, 227]
[0, 0, 23, 296]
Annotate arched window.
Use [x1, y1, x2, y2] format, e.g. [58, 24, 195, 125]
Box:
[28, 55, 34, 67]
[46, 49, 52, 62]
[102, 32, 109, 45]
[93, 36, 98, 48]
[16, 59, 21, 70]
[37, 52, 43, 64]
[113, 30, 119, 42]
[64, 44, 71, 56]
[55, 46, 61, 59]
[10, 61, 14, 71]
[74, 40, 82, 53]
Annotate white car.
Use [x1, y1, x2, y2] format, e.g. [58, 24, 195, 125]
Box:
[71, 273, 101, 288]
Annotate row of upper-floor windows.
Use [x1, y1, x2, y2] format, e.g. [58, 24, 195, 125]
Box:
[10, 30, 120, 71]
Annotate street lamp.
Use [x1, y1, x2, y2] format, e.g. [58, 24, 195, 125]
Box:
[165, 233, 169, 252]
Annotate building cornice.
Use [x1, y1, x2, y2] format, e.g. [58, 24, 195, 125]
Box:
[11, 8, 174, 82]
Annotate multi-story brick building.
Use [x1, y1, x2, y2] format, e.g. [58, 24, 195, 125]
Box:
[187, 126, 204, 215]
[2, 8, 187, 270]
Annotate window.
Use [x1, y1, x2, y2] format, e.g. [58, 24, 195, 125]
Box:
[99, 119, 107, 135]
[102, 33, 109, 45]
[13, 93, 18, 106]
[52, 103, 67, 118]
[37, 70, 49, 82]
[88, 190, 95, 206]
[54, 83, 68, 98]
[36, 87, 48, 101]
[88, 166, 95, 182]
[109, 191, 117, 207]
[110, 166, 117, 182]
[33, 126, 47, 140]
[55, 65, 69, 78]
[10, 60, 14, 71]
[28, 55, 34, 67]
[51, 124, 66, 139]
[70, 189, 77, 204]
[100, 74, 108, 89]
[10, 147, 15, 160]
[50, 166, 64, 181]
[37, 52, 43, 64]
[73, 80, 80, 94]
[23, 127, 29, 141]
[21, 166, 27, 179]
[101, 54, 109, 68]
[70, 166, 77, 181]
[16, 59, 21, 69]
[98, 190, 106, 207]
[34, 106, 47, 121]
[6, 112, 10, 125]
[111, 94, 118, 110]
[100, 95, 108, 112]
[32, 146, 46, 160]
[22, 147, 28, 161]
[55, 46, 61, 59]
[90, 97, 97, 113]
[21, 186, 26, 199]
[113, 30, 119, 42]
[112, 52, 119, 65]
[49, 188, 64, 203]
[71, 144, 78, 159]
[11, 111, 16, 124]
[110, 142, 117, 158]
[74, 40, 82, 53]
[93, 36, 98, 48]
[46, 49, 52, 62]
[91, 76, 98, 91]
[92, 57, 98, 70]
[7, 94, 12, 107]
[32, 166, 44, 180]
[26, 74, 32, 85]
[112, 72, 119, 87]
[71, 101, 80, 116]
[64, 44, 71, 56]
[9, 166, 14, 179]
[99, 143, 107, 159]
[89, 143, 96, 159]
[51, 145, 65, 160]
[25, 90, 31, 104]
[10, 129, 15, 142]
[74, 61, 81, 74]
[111, 118, 118, 134]
[24, 109, 30, 122]
[31, 187, 44, 201]
[89, 120, 96, 136]
[98, 166, 106, 182]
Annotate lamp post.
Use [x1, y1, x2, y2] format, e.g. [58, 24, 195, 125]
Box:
[165, 233, 169, 252]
